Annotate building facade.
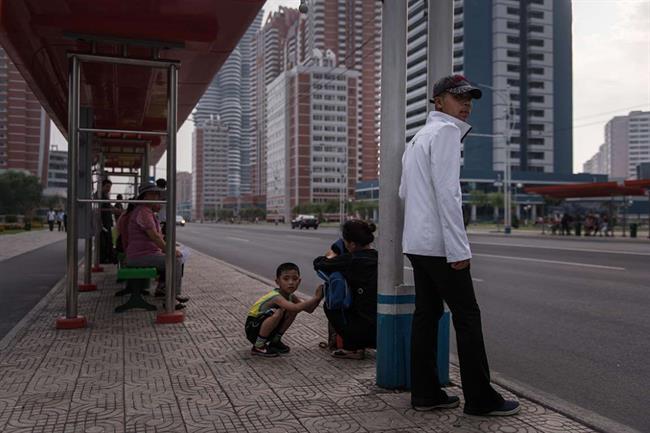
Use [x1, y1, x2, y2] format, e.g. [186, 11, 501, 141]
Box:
[193, 11, 262, 199]
[176, 171, 192, 214]
[0, 47, 50, 184]
[406, 0, 573, 178]
[44, 146, 67, 197]
[305, 0, 382, 181]
[584, 111, 650, 180]
[266, 51, 359, 222]
[192, 116, 230, 220]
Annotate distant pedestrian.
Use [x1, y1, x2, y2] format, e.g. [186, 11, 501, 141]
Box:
[56, 210, 64, 231]
[399, 74, 519, 416]
[98, 179, 116, 263]
[47, 208, 56, 231]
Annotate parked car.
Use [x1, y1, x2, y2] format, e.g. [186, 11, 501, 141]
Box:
[291, 214, 319, 229]
[175, 215, 186, 226]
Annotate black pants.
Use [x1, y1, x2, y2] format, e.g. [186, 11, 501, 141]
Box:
[48, 221, 54, 231]
[99, 229, 115, 264]
[324, 307, 376, 350]
[406, 254, 503, 412]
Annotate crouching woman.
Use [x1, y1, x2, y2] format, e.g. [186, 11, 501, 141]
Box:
[313, 220, 378, 359]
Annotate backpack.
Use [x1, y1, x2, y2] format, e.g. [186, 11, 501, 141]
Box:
[317, 269, 352, 310]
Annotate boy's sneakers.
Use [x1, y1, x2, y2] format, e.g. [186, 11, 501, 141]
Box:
[464, 400, 521, 417]
[251, 344, 279, 357]
[412, 395, 461, 411]
[269, 339, 290, 354]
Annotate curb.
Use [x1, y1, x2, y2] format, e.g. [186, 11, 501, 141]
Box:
[450, 358, 642, 433]
[0, 273, 67, 351]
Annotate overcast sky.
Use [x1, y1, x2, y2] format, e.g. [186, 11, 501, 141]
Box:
[51, 0, 650, 176]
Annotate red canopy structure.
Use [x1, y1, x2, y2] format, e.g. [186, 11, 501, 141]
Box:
[525, 180, 650, 199]
[0, 0, 264, 166]
[0, 0, 265, 327]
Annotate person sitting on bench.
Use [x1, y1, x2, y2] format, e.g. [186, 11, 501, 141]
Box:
[125, 183, 188, 309]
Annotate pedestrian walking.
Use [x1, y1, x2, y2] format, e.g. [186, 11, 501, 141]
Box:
[399, 74, 519, 416]
[56, 209, 64, 231]
[46, 208, 56, 231]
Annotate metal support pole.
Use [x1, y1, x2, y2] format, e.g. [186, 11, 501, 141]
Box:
[92, 154, 104, 271]
[64, 56, 80, 319]
[161, 63, 180, 319]
[376, 0, 408, 389]
[142, 143, 151, 185]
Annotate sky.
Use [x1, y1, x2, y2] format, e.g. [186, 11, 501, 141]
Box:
[50, 0, 650, 176]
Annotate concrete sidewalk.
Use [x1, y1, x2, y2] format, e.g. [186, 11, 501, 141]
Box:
[0, 229, 66, 262]
[0, 249, 623, 433]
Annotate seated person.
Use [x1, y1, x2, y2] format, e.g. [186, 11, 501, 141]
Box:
[313, 220, 378, 359]
[115, 201, 136, 254]
[126, 183, 188, 309]
[245, 263, 324, 357]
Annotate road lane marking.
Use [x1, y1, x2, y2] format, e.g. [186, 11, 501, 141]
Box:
[403, 266, 484, 282]
[225, 236, 250, 243]
[470, 240, 650, 257]
[472, 253, 625, 271]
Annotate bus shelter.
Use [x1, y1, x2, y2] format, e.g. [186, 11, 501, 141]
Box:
[525, 180, 650, 237]
[0, 0, 265, 328]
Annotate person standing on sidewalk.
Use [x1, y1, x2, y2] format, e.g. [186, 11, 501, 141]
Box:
[399, 74, 519, 416]
[46, 208, 56, 231]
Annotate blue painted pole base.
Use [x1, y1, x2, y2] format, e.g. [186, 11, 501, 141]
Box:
[376, 311, 450, 389]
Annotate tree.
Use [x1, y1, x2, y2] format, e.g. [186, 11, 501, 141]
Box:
[469, 190, 489, 208]
[487, 192, 504, 222]
[0, 171, 42, 215]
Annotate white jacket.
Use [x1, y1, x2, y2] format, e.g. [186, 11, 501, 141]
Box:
[399, 111, 472, 262]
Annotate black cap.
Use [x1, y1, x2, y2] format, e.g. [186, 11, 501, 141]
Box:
[431, 74, 482, 102]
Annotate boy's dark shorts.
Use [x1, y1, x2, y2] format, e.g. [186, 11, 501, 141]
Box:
[245, 309, 277, 344]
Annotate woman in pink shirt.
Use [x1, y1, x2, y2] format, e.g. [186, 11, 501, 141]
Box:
[126, 183, 187, 309]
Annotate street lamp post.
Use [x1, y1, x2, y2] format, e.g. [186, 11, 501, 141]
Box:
[476, 83, 514, 234]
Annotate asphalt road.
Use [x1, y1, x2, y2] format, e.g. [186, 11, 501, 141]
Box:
[177, 222, 650, 431]
[0, 240, 84, 340]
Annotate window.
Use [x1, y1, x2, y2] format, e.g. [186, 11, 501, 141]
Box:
[507, 64, 520, 73]
[528, 151, 545, 160]
[529, 95, 545, 103]
[507, 7, 520, 15]
[529, 10, 544, 19]
[507, 36, 520, 44]
[507, 79, 521, 87]
[453, 49, 464, 58]
[529, 67, 544, 75]
[529, 109, 545, 117]
[454, 35, 464, 44]
[529, 137, 545, 145]
[529, 124, 545, 131]
[507, 21, 519, 30]
[453, 64, 464, 72]
[529, 39, 544, 47]
[454, 21, 463, 30]
[529, 81, 544, 89]
[507, 50, 521, 58]
[529, 25, 544, 33]
[529, 53, 544, 61]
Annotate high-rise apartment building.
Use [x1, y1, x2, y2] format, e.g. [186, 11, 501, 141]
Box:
[406, 0, 573, 178]
[266, 50, 359, 221]
[0, 47, 50, 184]
[251, 7, 303, 197]
[584, 111, 650, 179]
[192, 116, 230, 220]
[305, 0, 382, 181]
[193, 11, 262, 199]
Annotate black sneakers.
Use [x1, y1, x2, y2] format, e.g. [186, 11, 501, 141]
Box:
[464, 400, 521, 416]
[269, 340, 291, 354]
[412, 395, 460, 411]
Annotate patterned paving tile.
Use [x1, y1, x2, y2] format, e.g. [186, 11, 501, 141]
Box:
[0, 250, 603, 433]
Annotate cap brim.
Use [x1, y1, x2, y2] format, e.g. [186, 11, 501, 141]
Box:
[447, 85, 482, 99]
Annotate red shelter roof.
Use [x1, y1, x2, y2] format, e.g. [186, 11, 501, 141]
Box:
[525, 180, 650, 199]
[0, 0, 264, 166]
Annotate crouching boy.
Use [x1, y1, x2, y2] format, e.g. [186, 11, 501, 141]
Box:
[245, 262, 324, 357]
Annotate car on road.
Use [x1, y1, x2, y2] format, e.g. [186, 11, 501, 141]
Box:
[175, 215, 186, 226]
[291, 214, 319, 230]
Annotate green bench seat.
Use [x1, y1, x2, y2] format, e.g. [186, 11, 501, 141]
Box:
[114, 267, 158, 313]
